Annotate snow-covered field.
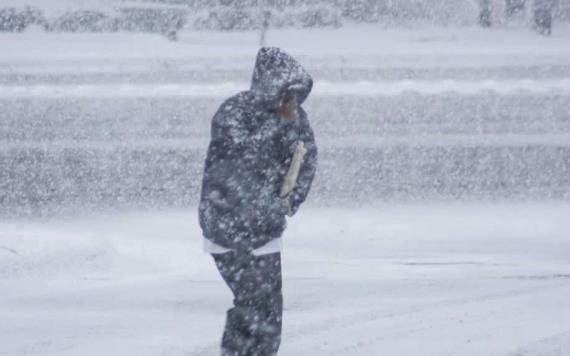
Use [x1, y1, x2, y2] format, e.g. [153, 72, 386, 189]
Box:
[1, 24, 570, 355]
[2, 25, 570, 78]
[1, 203, 570, 355]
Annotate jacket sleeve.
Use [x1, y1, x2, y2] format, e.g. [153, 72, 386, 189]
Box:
[287, 111, 318, 215]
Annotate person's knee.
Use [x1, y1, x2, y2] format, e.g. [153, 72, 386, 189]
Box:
[233, 291, 282, 320]
[226, 307, 252, 331]
[234, 281, 281, 304]
[259, 288, 283, 310]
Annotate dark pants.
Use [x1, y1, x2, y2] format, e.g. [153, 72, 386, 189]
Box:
[213, 252, 283, 356]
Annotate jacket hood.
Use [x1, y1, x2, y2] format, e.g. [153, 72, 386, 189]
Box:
[250, 47, 313, 108]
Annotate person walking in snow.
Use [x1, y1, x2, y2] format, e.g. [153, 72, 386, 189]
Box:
[198, 47, 317, 356]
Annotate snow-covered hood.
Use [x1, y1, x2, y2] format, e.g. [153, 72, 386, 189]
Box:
[250, 47, 313, 108]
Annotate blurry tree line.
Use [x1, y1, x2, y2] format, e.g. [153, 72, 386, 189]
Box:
[479, 0, 567, 35]
[0, 5, 186, 40]
[1, 0, 568, 36]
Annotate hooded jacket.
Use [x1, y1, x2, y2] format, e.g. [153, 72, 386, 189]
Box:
[198, 47, 317, 251]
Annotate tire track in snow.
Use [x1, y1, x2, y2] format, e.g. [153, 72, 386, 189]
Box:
[281, 283, 570, 355]
[510, 330, 570, 356]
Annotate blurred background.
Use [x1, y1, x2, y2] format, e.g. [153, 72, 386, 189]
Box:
[1, 0, 570, 218]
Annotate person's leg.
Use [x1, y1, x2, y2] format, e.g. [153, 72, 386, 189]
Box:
[251, 253, 282, 355]
[213, 251, 283, 356]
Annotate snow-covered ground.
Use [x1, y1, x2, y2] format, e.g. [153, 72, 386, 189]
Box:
[1, 203, 570, 355]
[2, 25, 570, 77]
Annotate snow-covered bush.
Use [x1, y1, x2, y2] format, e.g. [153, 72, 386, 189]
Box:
[117, 7, 187, 34]
[48, 10, 119, 32]
[192, 5, 341, 30]
[339, 0, 480, 25]
[0, 6, 46, 32]
[193, 7, 258, 31]
[43, 6, 187, 35]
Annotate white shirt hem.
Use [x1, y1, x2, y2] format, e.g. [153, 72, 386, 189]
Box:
[203, 237, 282, 256]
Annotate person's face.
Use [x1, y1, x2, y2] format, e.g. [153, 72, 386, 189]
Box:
[277, 95, 298, 121]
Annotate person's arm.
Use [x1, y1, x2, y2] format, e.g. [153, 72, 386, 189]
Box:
[286, 110, 317, 216]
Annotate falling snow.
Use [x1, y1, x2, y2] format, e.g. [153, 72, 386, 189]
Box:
[1, 1, 570, 355]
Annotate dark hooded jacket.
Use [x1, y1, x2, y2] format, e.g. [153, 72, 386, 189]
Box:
[198, 47, 317, 251]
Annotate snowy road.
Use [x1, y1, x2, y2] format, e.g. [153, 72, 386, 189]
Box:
[2, 92, 569, 216]
[1, 203, 570, 355]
